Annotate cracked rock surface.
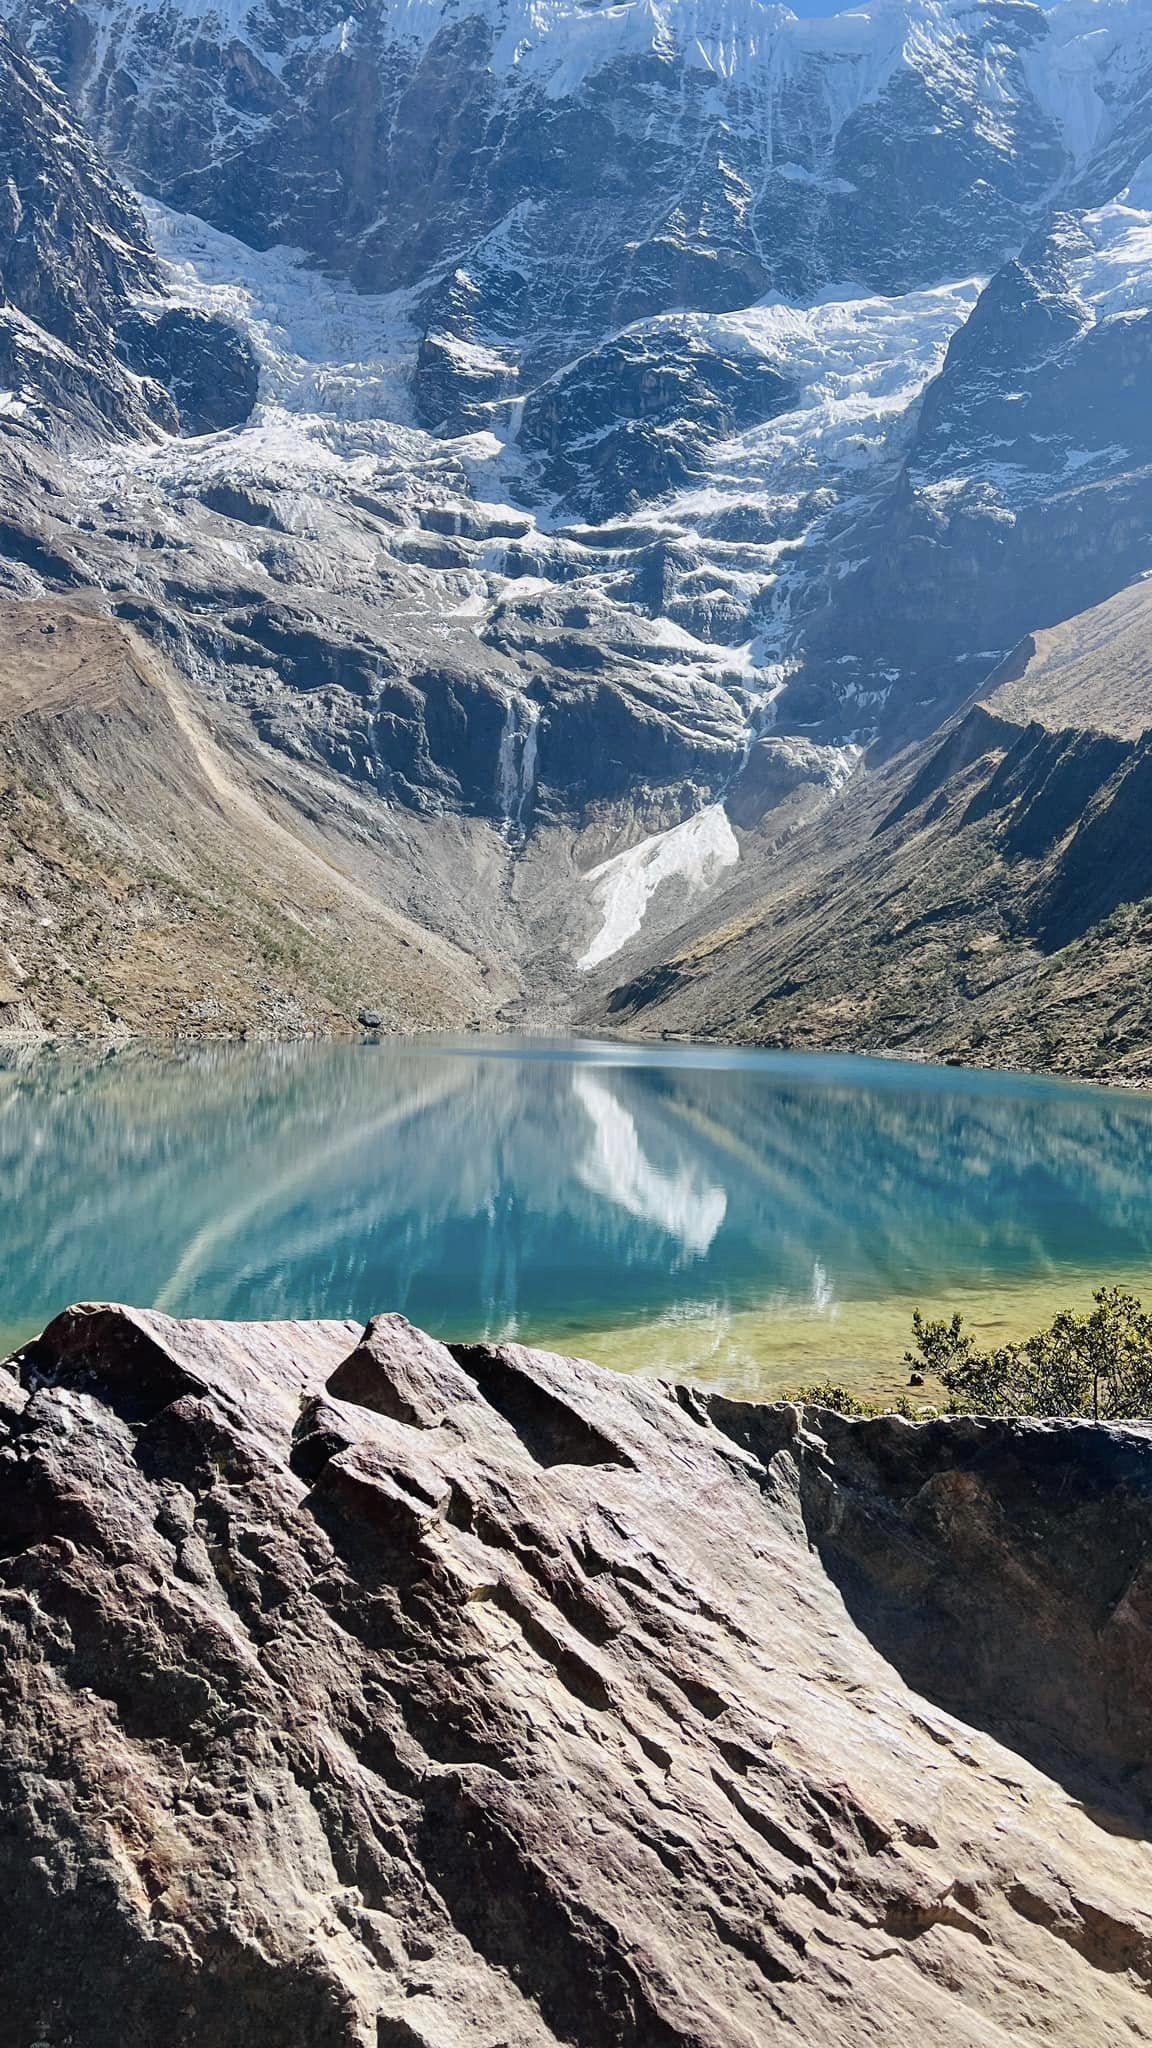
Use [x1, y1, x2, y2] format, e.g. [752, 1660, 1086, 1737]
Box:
[2, 1304, 1152, 2045]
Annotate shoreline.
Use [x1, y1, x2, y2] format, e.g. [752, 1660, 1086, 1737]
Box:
[3, 1019, 1150, 1094]
[10, 1267, 1150, 1412]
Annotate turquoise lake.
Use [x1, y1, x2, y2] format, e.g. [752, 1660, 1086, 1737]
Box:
[4, 1037, 1152, 1399]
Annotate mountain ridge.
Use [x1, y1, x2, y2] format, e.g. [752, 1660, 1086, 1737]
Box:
[584, 575, 1152, 1081]
[3, 0, 1152, 1044]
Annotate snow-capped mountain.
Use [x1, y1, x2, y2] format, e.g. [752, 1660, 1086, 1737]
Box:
[5, 0, 1152, 1001]
[2, 0, 1144, 357]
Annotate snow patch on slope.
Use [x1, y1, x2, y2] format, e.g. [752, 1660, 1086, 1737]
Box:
[579, 805, 739, 970]
[1074, 155, 1152, 312]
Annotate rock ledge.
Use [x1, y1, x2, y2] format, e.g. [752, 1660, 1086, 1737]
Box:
[2, 1303, 1152, 2046]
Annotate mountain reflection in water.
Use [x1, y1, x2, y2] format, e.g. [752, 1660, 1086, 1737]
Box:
[4, 1037, 1152, 1390]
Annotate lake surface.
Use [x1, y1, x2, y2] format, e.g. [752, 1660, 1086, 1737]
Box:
[4, 1037, 1152, 1399]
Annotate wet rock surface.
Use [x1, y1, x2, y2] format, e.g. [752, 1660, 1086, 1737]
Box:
[3, 1302, 1152, 2045]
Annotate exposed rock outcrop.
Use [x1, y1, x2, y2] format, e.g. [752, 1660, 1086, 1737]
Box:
[3, 1302, 1152, 2044]
[0, 20, 163, 436]
[0, 22, 253, 443]
[0, 0, 1076, 339]
[115, 303, 260, 436]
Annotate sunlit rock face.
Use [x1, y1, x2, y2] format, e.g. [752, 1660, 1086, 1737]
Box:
[3, 1299, 1152, 2045]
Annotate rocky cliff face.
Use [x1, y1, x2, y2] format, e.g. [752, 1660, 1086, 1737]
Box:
[0, 20, 162, 435]
[3, 1300, 1152, 2045]
[0, 21, 256, 439]
[0, 0, 1081, 330]
[6, 0, 1152, 1010]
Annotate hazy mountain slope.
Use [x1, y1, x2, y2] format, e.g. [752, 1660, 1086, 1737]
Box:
[0, 601, 516, 1036]
[586, 578, 1152, 1081]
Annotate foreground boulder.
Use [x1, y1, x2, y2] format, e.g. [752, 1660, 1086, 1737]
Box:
[2, 1305, 1152, 2046]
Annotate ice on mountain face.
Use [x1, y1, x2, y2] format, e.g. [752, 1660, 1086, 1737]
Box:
[769, 147, 1152, 749]
[9, 0, 1135, 357]
[13, 0, 1152, 870]
[98, 204, 514, 587]
[123, 192, 978, 768]
[45, 125, 1008, 847]
[578, 805, 740, 970]
[905, 163, 1152, 512]
[710, 281, 983, 489]
[1074, 161, 1152, 311]
[1026, 0, 1152, 175]
[619, 278, 982, 698]
[143, 201, 422, 438]
[37, 0, 1140, 824]
[66, 0, 971, 100]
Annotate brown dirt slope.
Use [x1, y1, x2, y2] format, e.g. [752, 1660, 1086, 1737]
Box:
[0, 601, 509, 1037]
[586, 579, 1152, 1082]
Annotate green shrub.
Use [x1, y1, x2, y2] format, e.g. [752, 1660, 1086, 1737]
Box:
[785, 1380, 917, 1420]
[785, 1380, 871, 1416]
[784, 1289, 1152, 1420]
[904, 1288, 1152, 1419]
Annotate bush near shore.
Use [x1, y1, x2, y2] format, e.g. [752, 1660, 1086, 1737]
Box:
[790, 1287, 1152, 1420]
